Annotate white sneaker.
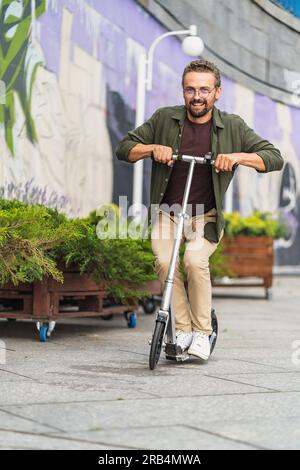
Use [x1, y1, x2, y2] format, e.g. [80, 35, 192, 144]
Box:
[176, 330, 193, 352]
[188, 332, 211, 360]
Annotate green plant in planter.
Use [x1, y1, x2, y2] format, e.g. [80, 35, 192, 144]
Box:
[177, 241, 232, 282]
[72, 203, 157, 302]
[209, 242, 233, 279]
[174, 210, 287, 283]
[0, 198, 157, 303]
[224, 211, 288, 238]
[0, 198, 236, 302]
[0, 200, 79, 285]
[53, 217, 157, 304]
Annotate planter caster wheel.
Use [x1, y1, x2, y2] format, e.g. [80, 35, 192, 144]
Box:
[265, 288, 273, 300]
[140, 297, 156, 314]
[124, 312, 137, 329]
[101, 314, 114, 321]
[39, 325, 49, 342]
[36, 321, 56, 342]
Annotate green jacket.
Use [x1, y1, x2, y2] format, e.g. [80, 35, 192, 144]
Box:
[116, 105, 284, 242]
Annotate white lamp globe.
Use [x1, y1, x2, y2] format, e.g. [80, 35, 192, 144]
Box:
[182, 35, 204, 56]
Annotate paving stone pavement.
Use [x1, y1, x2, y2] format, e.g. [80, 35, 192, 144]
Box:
[0, 276, 299, 450]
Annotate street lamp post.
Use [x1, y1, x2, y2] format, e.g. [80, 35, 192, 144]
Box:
[132, 25, 204, 221]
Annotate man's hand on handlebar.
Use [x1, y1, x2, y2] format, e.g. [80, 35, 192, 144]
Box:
[152, 149, 240, 171]
[214, 153, 240, 173]
[152, 145, 174, 167]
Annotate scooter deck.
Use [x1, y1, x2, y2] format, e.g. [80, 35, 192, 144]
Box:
[164, 335, 216, 362]
[164, 342, 191, 362]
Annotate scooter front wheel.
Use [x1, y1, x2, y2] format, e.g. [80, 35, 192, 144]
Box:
[210, 309, 218, 354]
[149, 321, 165, 370]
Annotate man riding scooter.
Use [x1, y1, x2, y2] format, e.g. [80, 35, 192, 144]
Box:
[116, 59, 283, 362]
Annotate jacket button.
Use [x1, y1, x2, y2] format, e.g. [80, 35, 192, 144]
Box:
[165, 178, 168, 182]
[160, 192, 164, 196]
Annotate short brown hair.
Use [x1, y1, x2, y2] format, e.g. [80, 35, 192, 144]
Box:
[182, 60, 221, 88]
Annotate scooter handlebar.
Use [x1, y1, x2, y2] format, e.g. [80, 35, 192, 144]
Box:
[172, 152, 214, 164]
[172, 153, 239, 171]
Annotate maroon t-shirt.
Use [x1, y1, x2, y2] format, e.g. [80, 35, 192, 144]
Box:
[161, 117, 216, 216]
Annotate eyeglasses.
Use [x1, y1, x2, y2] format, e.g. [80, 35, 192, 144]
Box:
[183, 87, 216, 98]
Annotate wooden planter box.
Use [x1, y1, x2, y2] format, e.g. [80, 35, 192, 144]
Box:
[0, 258, 161, 321]
[0, 274, 108, 321]
[212, 235, 274, 299]
[0, 263, 140, 328]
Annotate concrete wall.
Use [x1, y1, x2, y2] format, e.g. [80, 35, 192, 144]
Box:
[139, 0, 300, 106]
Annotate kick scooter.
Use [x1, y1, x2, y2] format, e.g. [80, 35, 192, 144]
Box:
[149, 152, 234, 370]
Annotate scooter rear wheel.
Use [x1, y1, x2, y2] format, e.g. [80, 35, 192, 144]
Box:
[210, 309, 218, 354]
[149, 321, 165, 370]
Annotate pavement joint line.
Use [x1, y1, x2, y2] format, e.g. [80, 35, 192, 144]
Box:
[0, 389, 284, 408]
[0, 368, 37, 381]
[46, 423, 190, 435]
[43, 418, 296, 435]
[0, 428, 143, 450]
[233, 358, 295, 371]
[0, 346, 16, 352]
[215, 347, 288, 350]
[0, 408, 65, 433]
[69, 374, 139, 384]
[0, 368, 150, 387]
[0, 445, 41, 450]
[183, 424, 267, 450]
[202, 371, 300, 376]
[203, 374, 281, 392]
[168, 364, 287, 373]
[134, 389, 162, 398]
[119, 349, 149, 357]
[47, 424, 269, 451]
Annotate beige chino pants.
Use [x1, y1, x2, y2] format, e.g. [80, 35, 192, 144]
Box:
[151, 208, 223, 336]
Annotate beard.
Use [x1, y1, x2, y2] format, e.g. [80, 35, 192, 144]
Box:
[188, 99, 211, 118]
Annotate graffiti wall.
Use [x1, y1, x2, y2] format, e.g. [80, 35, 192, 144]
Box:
[0, 0, 299, 267]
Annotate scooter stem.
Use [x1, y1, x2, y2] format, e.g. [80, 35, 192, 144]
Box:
[161, 158, 196, 314]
